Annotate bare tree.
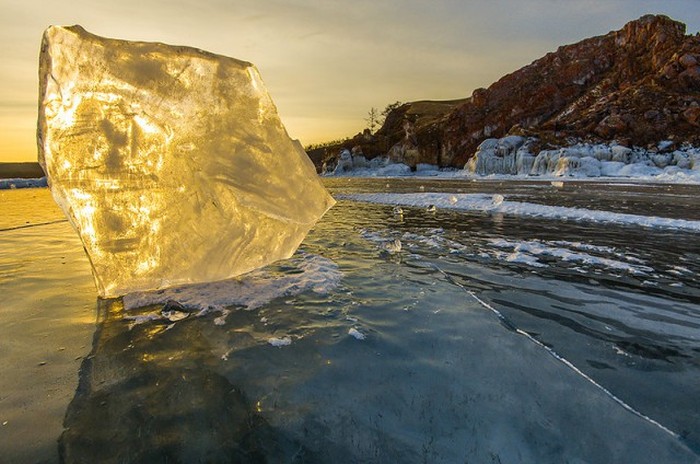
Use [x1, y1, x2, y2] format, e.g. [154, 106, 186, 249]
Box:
[365, 107, 379, 133]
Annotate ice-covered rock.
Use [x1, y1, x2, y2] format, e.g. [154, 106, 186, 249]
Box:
[37, 26, 335, 298]
[651, 153, 672, 168]
[592, 145, 613, 161]
[611, 145, 633, 163]
[368, 156, 390, 169]
[334, 150, 354, 174]
[465, 136, 525, 175]
[554, 156, 602, 177]
[673, 151, 690, 169]
[600, 161, 626, 176]
[691, 152, 700, 171]
[416, 163, 440, 174]
[459, 135, 700, 181]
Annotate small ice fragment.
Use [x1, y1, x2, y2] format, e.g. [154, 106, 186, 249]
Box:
[384, 239, 402, 253]
[551, 181, 564, 188]
[491, 194, 504, 207]
[268, 336, 292, 347]
[348, 328, 366, 340]
[613, 346, 630, 357]
[213, 314, 228, 326]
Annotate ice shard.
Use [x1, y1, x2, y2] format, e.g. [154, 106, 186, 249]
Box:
[37, 26, 335, 298]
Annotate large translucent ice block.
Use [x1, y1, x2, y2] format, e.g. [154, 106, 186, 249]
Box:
[37, 26, 335, 298]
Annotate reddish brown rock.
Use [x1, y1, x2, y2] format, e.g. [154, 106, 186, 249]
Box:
[679, 53, 698, 68]
[314, 15, 700, 170]
[430, 14, 700, 167]
[683, 106, 700, 126]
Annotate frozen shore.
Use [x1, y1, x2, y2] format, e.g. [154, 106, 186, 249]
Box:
[325, 137, 700, 184]
[0, 177, 48, 189]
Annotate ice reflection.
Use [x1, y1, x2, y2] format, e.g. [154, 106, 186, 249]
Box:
[60, 298, 311, 463]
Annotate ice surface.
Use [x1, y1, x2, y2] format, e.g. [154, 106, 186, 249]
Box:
[342, 193, 700, 231]
[37, 26, 335, 297]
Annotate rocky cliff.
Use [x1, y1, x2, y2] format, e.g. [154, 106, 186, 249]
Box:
[316, 15, 700, 170]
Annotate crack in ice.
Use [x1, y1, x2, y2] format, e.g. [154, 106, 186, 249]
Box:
[430, 263, 683, 441]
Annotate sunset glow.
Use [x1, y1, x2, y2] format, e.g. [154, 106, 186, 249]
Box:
[1, 0, 700, 162]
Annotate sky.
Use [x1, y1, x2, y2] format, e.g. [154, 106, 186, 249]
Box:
[1, 0, 699, 162]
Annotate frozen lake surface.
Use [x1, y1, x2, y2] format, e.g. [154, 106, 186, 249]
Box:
[1, 179, 699, 463]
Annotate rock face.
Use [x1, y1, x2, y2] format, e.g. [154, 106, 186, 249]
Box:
[308, 99, 466, 170]
[320, 15, 700, 169]
[38, 26, 335, 298]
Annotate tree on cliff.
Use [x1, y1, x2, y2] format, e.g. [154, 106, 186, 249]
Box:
[365, 107, 380, 133]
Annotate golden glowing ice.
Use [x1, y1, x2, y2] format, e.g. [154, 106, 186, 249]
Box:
[37, 26, 335, 298]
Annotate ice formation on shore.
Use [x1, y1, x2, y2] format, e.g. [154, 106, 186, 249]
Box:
[324, 137, 700, 183]
[37, 26, 335, 298]
[465, 136, 700, 181]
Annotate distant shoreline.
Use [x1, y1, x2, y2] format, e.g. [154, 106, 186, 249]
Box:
[0, 162, 44, 179]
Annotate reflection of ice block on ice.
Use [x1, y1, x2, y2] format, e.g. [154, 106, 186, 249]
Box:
[37, 26, 335, 298]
